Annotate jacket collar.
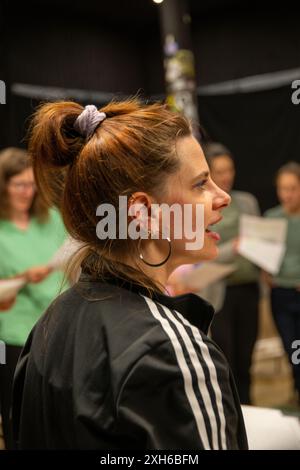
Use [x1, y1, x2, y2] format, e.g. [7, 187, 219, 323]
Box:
[79, 271, 215, 335]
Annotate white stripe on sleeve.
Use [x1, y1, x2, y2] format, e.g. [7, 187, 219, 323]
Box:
[142, 295, 211, 449]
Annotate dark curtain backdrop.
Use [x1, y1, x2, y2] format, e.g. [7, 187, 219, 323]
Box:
[5, 86, 300, 213]
[198, 85, 300, 212]
[0, 0, 10, 147]
[1, 1, 300, 212]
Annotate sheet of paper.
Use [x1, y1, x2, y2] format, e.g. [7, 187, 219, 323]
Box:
[0, 277, 26, 302]
[48, 237, 83, 270]
[242, 405, 300, 450]
[238, 215, 287, 275]
[238, 238, 286, 274]
[239, 214, 287, 243]
[181, 262, 236, 291]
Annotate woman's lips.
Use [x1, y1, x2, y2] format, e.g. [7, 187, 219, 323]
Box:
[205, 228, 221, 241]
[205, 216, 222, 241]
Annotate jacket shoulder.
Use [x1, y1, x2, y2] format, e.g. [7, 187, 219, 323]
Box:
[117, 296, 248, 449]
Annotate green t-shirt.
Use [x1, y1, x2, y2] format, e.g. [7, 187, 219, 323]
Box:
[0, 208, 67, 346]
[264, 205, 300, 288]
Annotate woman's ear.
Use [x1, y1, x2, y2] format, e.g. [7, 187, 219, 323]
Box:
[128, 192, 153, 236]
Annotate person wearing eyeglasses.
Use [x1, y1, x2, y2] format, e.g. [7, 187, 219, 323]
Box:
[0, 147, 67, 449]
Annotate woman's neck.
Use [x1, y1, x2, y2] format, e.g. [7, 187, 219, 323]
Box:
[9, 210, 30, 230]
[124, 239, 177, 293]
[283, 205, 300, 216]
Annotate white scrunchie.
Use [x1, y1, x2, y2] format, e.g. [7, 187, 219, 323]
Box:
[74, 104, 106, 137]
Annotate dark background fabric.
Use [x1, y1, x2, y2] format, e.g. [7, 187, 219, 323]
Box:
[198, 86, 300, 212]
[1, 0, 300, 212]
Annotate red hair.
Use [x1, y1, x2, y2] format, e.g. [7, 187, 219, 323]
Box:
[28, 98, 192, 294]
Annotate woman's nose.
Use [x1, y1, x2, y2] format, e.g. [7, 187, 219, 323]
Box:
[223, 190, 231, 207]
[213, 185, 231, 210]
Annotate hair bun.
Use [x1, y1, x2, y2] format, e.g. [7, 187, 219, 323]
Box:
[29, 101, 85, 168]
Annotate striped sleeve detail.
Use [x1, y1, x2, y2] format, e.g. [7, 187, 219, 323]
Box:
[171, 307, 227, 449]
[142, 295, 227, 450]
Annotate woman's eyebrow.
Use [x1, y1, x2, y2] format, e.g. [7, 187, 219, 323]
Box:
[191, 171, 210, 183]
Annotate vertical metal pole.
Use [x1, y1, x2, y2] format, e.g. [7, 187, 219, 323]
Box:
[157, 0, 199, 133]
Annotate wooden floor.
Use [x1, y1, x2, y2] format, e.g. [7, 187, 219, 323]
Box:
[0, 293, 298, 449]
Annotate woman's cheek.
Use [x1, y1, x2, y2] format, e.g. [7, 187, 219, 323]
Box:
[199, 193, 212, 228]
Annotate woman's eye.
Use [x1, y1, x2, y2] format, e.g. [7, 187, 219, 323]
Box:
[195, 179, 208, 190]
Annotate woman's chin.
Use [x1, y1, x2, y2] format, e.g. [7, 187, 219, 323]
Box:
[182, 245, 219, 264]
[198, 244, 219, 261]
[13, 202, 32, 212]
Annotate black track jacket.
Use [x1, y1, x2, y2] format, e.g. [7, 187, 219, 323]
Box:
[12, 272, 248, 450]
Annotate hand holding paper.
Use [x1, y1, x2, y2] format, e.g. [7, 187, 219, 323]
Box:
[0, 277, 26, 303]
[237, 215, 287, 275]
[24, 265, 52, 283]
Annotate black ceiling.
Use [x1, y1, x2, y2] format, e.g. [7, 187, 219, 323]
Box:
[3, 0, 298, 26]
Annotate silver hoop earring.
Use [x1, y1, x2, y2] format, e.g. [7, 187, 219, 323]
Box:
[138, 236, 172, 267]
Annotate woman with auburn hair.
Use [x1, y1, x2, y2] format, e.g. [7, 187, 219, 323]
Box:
[0, 147, 67, 449]
[13, 99, 248, 450]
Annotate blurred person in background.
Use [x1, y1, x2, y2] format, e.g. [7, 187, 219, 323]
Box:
[0, 147, 67, 449]
[203, 142, 260, 405]
[264, 162, 300, 405]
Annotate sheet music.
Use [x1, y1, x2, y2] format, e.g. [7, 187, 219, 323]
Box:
[238, 215, 287, 274]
